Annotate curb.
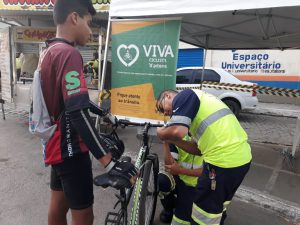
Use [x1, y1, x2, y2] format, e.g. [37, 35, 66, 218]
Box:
[244, 109, 299, 118]
[236, 186, 300, 223]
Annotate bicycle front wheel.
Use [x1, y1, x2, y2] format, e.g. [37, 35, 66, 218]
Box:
[131, 158, 158, 225]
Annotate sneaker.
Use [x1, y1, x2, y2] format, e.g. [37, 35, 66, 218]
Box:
[159, 210, 173, 224]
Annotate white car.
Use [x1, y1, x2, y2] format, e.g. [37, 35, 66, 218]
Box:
[176, 67, 258, 116]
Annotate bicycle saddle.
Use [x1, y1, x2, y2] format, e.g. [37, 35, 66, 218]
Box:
[94, 173, 131, 190]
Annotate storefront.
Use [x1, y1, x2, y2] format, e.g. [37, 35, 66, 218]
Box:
[0, 0, 110, 107]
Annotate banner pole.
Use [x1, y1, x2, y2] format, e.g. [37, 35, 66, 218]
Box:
[100, 16, 111, 94]
[98, 32, 102, 91]
[95, 16, 111, 131]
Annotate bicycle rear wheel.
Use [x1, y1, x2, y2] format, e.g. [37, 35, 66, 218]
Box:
[130, 156, 158, 225]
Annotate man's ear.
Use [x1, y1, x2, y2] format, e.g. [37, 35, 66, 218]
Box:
[69, 12, 78, 25]
[165, 93, 171, 100]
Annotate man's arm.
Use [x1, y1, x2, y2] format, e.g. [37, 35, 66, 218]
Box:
[157, 125, 188, 141]
[157, 125, 201, 156]
[165, 161, 202, 177]
[89, 100, 106, 116]
[69, 108, 111, 165]
[163, 142, 202, 177]
[69, 108, 137, 186]
[162, 142, 175, 165]
[169, 139, 202, 156]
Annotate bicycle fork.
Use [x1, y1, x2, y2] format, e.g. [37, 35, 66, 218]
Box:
[105, 188, 128, 225]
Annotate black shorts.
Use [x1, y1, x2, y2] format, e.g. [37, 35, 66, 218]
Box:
[193, 162, 251, 216]
[50, 153, 94, 210]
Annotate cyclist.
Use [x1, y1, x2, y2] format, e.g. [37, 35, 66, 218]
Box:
[39, 1, 137, 225]
[158, 135, 203, 224]
[156, 89, 251, 225]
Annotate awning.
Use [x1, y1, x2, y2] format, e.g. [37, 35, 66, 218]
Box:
[109, 0, 300, 50]
[0, 0, 109, 13]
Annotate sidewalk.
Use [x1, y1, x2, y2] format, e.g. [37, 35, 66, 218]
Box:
[236, 142, 300, 223]
[245, 102, 300, 118]
[235, 102, 300, 223]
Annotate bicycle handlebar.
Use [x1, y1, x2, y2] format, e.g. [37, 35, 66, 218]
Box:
[105, 113, 164, 128]
[117, 119, 164, 128]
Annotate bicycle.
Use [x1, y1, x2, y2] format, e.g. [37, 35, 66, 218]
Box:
[94, 118, 163, 225]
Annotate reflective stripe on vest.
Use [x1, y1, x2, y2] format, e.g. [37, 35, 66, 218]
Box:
[172, 215, 191, 225]
[176, 135, 204, 187]
[194, 108, 232, 140]
[192, 203, 222, 225]
[179, 161, 203, 170]
[168, 115, 191, 127]
[171, 152, 179, 160]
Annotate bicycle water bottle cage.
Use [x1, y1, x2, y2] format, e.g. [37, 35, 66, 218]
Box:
[94, 173, 131, 189]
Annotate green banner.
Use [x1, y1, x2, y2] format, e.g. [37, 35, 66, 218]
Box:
[111, 19, 181, 122]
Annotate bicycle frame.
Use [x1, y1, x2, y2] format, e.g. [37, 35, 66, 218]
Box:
[104, 120, 162, 225]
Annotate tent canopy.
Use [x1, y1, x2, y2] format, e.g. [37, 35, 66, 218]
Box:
[110, 0, 300, 50]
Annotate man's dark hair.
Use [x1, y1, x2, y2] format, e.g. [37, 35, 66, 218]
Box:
[156, 89, 178, 102]
[53, 0, 96, 25]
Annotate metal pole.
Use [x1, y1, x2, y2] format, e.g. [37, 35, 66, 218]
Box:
[100, 16, 111, 94]
[291, 115, 300, 157]
[200, 35, 209, 90]
[98, 32, 102, 91]
[95, 31, 103, 130]
[95, 17, 111, 131]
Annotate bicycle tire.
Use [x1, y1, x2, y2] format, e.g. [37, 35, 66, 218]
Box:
[130, 157, 159, 225]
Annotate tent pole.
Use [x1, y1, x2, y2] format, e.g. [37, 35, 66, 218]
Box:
[200, 35, 209, 90]
[95, 16, 111, 131]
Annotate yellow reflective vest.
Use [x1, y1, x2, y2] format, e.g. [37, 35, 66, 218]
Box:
[189, 90, 252, 168]
[175, 136, 203, 187]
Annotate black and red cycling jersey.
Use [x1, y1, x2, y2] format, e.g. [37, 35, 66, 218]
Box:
[41, 38, 106, 165]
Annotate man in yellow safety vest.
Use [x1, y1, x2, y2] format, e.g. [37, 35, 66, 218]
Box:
[156, 89, 251, 225]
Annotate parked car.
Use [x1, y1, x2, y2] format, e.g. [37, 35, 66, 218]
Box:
[176, 67, 258, 116]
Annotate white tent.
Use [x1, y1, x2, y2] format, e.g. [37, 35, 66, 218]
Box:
[109, 0, 300, 50]
[106, 0, 300, 156]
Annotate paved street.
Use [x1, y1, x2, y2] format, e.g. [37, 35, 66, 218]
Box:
[240, 113, 297, 146]
[0, 106, 300, 225]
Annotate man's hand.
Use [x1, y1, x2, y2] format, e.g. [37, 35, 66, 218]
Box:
[105, 160, 138, 186]
[99, 133, 124, 160]
[165, 161, 181, 176]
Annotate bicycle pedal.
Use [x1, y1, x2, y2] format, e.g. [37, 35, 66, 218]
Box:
[105, 212, 121, 225]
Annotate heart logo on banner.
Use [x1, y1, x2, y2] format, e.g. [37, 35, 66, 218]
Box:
[117, 44, 139, 67]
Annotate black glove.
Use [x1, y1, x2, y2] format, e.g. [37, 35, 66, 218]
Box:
[100, 132, 124, 160]
[89, 100, 106, 116]
[105, 160, 138, 181]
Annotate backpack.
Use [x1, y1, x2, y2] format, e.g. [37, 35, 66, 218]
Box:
[29, 43, 62, 143]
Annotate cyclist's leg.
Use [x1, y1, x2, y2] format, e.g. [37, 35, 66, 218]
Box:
[48, 190, 69, 225]
[52, 153, 94, 225]
[173, 176, 196, 224]
[71, 207, 94, 225]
